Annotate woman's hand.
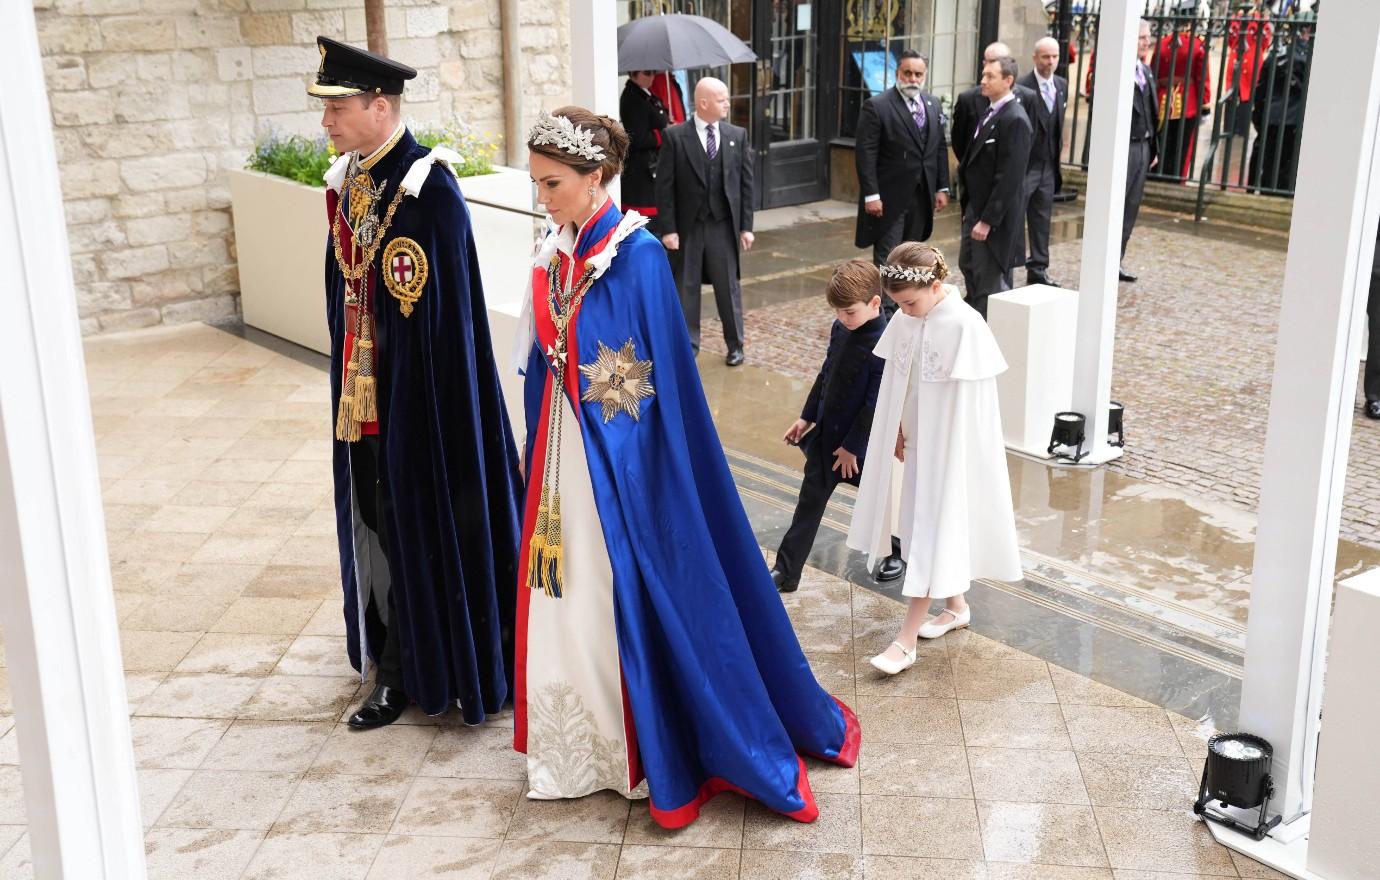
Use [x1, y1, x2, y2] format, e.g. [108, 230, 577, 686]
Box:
[832, 447, 859, 480]
[783, 419, 812, 445]
[894, 429, 905, 462]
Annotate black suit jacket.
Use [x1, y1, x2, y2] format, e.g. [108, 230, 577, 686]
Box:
[950, 82, 1041, 165]
[799, 315, 886, 483]
[1016, 71, 1067, 190]
[654, 119, 754, 238]
[619, 80, 670, 210]
[1131, 61, 1160, 165]
[853, 87, 951, 248]
[958, 96, 1034, 266]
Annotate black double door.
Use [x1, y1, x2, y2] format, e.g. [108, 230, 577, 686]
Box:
[743, 0, 837, 209]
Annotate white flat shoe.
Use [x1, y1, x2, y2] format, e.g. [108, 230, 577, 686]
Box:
[918, 607, 970, 639]
[869, 641, 917, 675]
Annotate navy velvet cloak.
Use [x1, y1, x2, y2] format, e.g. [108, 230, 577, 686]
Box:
[326, 131, 523, 721]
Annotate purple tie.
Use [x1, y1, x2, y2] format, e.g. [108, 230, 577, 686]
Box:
[974, 106, 997, 140]
[911, 98, 927, 131]
[705, 123, 717, 160]
[1135, 63, 1146, 90]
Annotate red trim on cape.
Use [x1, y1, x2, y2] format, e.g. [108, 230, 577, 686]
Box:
[512, 377, 553, 754]
[622, 205, 658, 216]
[648, 755, 819, 830]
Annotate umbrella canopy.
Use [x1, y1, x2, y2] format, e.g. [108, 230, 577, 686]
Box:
[616, 13, 757, 73]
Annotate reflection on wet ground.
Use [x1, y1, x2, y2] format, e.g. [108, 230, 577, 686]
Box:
[702, 202, 1380, 730]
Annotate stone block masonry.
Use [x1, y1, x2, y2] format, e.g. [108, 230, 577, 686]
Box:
[36, 0, 572, 334]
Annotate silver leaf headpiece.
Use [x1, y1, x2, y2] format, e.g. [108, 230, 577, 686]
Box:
[527, 111, 606, 162]
[879, 263, 939, 285]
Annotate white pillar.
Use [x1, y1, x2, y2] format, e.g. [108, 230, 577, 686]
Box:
[1068, 0, 1138, 463]
[570, 0, 620, 117]
[0, 3, 147, 877]
[568, 0, 622, 204]
[1238, 0, 1380, 828]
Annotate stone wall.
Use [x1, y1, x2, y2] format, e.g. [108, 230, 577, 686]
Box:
[34, 0, 570, 335]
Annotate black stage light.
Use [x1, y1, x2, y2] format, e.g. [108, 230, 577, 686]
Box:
[1047, 411, 1088, 462]
[1108, 401, 1125, 448]
[1193, 732, 1283, 840]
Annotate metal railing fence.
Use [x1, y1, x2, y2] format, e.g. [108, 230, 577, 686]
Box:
[1059, 4, 1317, 214]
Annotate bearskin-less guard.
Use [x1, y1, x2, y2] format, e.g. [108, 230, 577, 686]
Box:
[513, 107, 860, 828]
[310, 37, 522, 729]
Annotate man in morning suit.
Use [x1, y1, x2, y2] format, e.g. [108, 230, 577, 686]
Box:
[1121, 20, 1160, 283]
[853, 50, 951, 315]
[1017, 37, 1067, 287]
[656, 76, 755, 366]
[951, 42, 1041, 189]
[957, 56, 1033, 319]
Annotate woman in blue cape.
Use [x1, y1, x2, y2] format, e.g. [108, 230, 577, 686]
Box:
[512, 107, 859, 828]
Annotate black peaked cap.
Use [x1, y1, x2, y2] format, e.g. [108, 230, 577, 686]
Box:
[308, 36, 417, 98]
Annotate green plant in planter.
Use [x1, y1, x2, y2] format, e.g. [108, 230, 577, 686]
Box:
[246, 119, 499, 186]
[246, 130, 336, 186]
[413, 118, 499, 178]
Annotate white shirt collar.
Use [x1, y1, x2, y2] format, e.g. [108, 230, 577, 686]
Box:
[694, 113, 718, 134]
[988, 91, 1017, 114]
[1035, 71, 1055, 89]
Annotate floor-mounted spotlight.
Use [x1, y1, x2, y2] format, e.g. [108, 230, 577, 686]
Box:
[1047, 411, 1088, 462]
[1193, 732, 1282, 840]
[1108, 401, 1125, 448]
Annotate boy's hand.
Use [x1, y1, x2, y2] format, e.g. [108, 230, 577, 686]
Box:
[894, 429, 905, 462]
[783, 419, 812, 445]
[832, 447, 859, 480]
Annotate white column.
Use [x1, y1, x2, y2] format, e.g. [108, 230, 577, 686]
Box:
[1238, 0, 1380, 828]
[0, 3, 147, 877]
[570, 0, 620, 117]
[1067, 0, 1138, 463]
[568, 0, 621, 203]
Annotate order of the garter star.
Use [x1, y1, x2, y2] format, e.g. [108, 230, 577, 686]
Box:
[579, 340, 655, 423]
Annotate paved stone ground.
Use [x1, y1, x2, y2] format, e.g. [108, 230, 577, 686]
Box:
[703, 212, 1380, 550]
[0, 322, 1287, 879]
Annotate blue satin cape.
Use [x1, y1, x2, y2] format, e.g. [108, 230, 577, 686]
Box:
[515, 201, 860, 828]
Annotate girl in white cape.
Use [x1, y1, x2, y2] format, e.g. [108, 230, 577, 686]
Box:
[847, 243, 1023, 675]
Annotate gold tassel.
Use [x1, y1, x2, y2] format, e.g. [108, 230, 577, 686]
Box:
[526, 486, 550, 591]
[335, 347, 360, 442]
[542, 491, 564, 598]
[351, 315, 378, 423]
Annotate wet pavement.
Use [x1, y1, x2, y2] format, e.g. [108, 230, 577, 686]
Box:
[0, 321, 1292, 879]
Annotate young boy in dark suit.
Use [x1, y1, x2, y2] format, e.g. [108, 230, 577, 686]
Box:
[772, 260, 887, 593]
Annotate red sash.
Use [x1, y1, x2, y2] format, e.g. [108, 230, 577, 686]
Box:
[327, 188, 379, 436]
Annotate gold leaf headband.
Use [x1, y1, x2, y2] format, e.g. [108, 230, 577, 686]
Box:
[527, 111, 606, 162]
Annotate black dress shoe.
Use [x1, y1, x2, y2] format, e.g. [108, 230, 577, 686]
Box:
[1118, 268, 1137, 282]
[875, 554, 904, 583]
[1366, 399, 1380, 420]
[725, 349, 745, 367]
[1027, 272, 1060, 287]
[771, 569, 800, 593]
[347, 684, 408, 730]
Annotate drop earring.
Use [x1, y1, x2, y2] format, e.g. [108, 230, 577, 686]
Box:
[588, 186, 597, 209]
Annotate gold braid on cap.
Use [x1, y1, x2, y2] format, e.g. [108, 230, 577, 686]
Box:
[880, 251, 948, 286]
[527, 111, 606, 162]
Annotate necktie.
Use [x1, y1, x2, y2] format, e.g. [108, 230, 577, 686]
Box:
[974, 105, 997, 140]
[911, 97, 927, 131]
[1135, 63, 1146, 90]
[705, 123, 717, 160]
[1042, 79, 1055, 113]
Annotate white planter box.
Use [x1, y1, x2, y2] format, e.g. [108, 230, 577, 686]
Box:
[228, 163, 536, 361]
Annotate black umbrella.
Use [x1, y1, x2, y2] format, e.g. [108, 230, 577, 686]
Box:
[616, 13, 757, 73]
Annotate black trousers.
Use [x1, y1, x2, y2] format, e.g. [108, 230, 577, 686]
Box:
[1122, 140, 1152, 260]
[1368, 270, 1380, 403]
[958, 214, 1011, 320]
[1023, 160, 1056, 276]
[349, 436, 405, 692]
[872, 188, 933, 319]
[673, 218, 744, 352]
[774, 444, 843, 582]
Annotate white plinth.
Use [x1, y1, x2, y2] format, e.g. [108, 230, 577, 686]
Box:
[989, 284, 1078, 459]
[1307, 567, 1380, 878]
